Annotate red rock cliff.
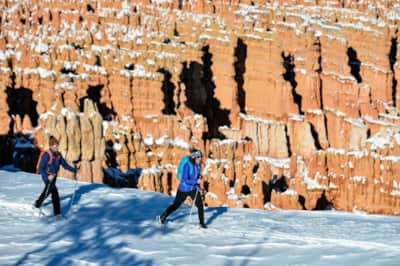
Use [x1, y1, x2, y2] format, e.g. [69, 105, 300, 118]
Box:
[1, 0, 400, 215]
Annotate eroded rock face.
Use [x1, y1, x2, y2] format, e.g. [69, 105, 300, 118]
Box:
[2, 0, 400, 215]
[34, 99, 104, 183]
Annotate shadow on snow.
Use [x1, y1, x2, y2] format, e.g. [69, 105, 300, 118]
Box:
[14, 181, 234, 266]
[15, 183, 172, 266]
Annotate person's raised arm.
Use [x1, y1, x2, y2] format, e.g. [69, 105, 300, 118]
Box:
[60, 156, 77, 173]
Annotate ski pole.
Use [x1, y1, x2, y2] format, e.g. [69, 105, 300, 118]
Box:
[68, 176, 77, 215]
[44, 179, 53, 198]
[67, 164, 79, 216]
[189, 188, 199, 224]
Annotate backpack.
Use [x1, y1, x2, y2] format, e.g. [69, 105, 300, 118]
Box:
[35, 150, 59, 174]
[176, 155, 193, 181]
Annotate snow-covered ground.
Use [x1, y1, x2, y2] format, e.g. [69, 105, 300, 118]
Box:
[0, 169, 399, 266]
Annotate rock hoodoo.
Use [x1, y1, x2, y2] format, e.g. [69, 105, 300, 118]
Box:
[1, 0, 400, 215]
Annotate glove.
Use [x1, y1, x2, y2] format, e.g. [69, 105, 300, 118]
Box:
[73, 161, 81, 171]
[196, 185, 205, 196]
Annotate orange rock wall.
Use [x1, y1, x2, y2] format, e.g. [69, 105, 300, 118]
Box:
[1, 0, 400, 215]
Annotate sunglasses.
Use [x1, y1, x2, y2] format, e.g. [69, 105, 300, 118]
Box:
[191, 151, 202, 159]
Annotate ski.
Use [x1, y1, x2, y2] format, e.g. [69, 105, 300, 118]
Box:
[31, 205, 66, 221]
[45, 214, 67, 223]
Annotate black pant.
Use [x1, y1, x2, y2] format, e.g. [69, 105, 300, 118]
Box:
[162, 189, 205, 225]
[34, 178, 60, 215]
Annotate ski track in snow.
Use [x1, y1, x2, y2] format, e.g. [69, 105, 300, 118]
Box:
[0, 170, 400, 266]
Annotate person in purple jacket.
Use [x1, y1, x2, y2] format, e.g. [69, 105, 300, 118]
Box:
[158, 150, 206, 228]
[33, 136, 77, 216]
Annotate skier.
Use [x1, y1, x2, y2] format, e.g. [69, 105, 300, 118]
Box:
[158, 149, 207, 228]
[33, 136, 78, 216]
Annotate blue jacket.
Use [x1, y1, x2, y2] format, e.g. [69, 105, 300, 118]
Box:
[39, 150, 77, 182]
[178, 161, 201, 192]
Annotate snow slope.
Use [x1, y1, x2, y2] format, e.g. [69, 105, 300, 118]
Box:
[0, 169, 399, 266]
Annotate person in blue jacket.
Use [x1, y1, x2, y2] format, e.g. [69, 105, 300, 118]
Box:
[158, 150, 206, 228]
[33, 136, 77, 216]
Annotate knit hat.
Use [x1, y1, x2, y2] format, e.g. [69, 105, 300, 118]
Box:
[49, 136, 59, 146]
[190, 150, 202, 159]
